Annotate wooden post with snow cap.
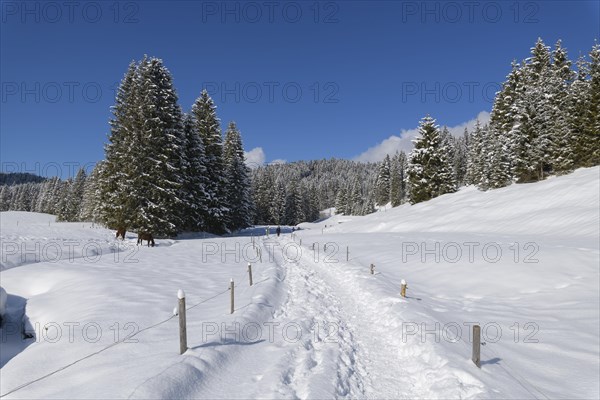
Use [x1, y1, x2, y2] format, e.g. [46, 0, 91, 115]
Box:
[370, 264, 375, 275]
[400, 279, 407, 298]
[177, 289, 187, 355]
[472, 325, 481, 368]
[247, 263, 253, 286]
[230, 279, 235, 314]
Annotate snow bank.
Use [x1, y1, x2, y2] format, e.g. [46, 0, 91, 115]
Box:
[0, 212, 131, 270]
[327, 167, 600, 239]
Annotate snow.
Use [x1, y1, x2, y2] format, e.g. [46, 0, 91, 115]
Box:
[0, 167, 598, 399]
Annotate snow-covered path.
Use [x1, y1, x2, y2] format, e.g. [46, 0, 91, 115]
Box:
[272, 236, 486, 399]
[176, 234, 487, 399]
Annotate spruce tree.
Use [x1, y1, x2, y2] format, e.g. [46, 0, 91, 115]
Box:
[98, 61, 139, 229]
[349, 179, 362, 215]
[192, 90, 228, 233]
[375, 155, 391, 206]
[223, 121, 254, 231]
[407, 116, 456, 204]
[180, 113, 209, 231]
[390, 151, 408, 207]
[133, 57, 185, 236]
[335, 187, 348, 215]
[583, 44, 600, 166]
[270, 180, 286, 224]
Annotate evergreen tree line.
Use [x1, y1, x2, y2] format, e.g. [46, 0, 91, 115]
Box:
[0, 168, 88, 221]
[0, 173, 47, 186]
[370, 38, 599, 207]
[3, 40, 597, 222]
[91, 57, 253, 236]
[251, 159, 378, 225]
[469, 38, 599, 188]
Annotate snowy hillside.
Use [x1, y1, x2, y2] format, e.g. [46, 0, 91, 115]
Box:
[1, 167, 598, 399]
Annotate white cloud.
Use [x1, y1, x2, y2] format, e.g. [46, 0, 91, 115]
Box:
[353, 111, 490, 163]
[446, 111, 490, 137]
[244, 147, 265, 169]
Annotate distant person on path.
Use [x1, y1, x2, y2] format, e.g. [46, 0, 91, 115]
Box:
[276, 226, 281, 237]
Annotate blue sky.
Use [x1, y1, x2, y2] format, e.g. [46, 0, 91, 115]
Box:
[1, 0, 598, 177]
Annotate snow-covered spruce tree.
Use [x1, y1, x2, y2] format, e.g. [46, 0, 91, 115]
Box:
[407, 116, 457, 204]
[507, 57, 543, 183]
[452, 129, 469, 187]
[335, 186, 348, 215]
[56, 179, 72, 221]
[284, 181, 304, 225]
[361, 195, 375, 215]
[0, 185, 10, 211]
[131, 57, 185, 236]
[581, 44, 600, 167]
[548, 40, 576, 174]
[568, 55, 591, 170]
[489, 60, 521, 168]
[375, 154, 391, 206]
[98, 61, 139, 230]
[64, 168, 87, 221]
[192, 90, 228, 233]
[349, 179, 363, 215]
[223, 121, 254, 231]
[481, 124, 512, 189]
[270, 180, 286, 225]
[507, 39, 561, 182]
[80, 162, 104, 222]
[390, 151, 408, 207]
[98, 57, 185, 236]
[252, 167, 275, 224]
[180, 113, 209, 231]
[305, 184, 320, 221]
[440, 126, 457, 182]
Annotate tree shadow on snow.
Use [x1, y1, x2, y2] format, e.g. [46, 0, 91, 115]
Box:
[481, 357, 502, 366]
[0, 294, 35, 368]
[191, 338, 266, 350]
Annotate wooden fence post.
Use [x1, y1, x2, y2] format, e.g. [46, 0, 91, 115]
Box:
[230, 279, 235, 314]
[370, 264, 375, 275]
[247, 263, 253, 286]
[346, 246, 349, 261]
[400, 279, 407, 298]
[472, 325, 481, 368]
[177, 289, 187, 355]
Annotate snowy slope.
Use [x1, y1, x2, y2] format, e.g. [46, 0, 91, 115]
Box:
[0, 167, 598, 399]
[0, 212, 123, 270]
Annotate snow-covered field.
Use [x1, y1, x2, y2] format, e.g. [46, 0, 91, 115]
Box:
[0, 167, 598, 399]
